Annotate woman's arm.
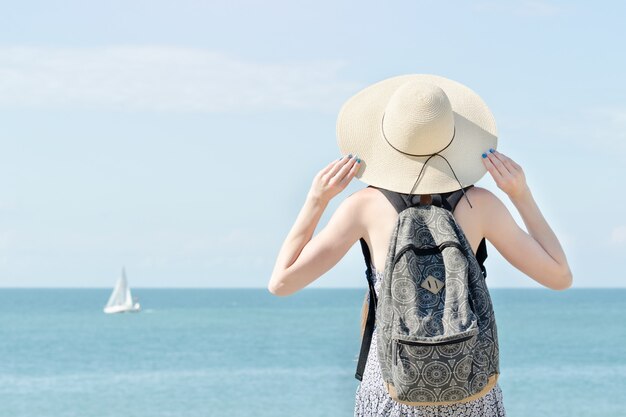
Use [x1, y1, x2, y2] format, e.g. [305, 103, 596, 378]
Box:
[480, 149, 573, 290]
[267, 155, 363, 296]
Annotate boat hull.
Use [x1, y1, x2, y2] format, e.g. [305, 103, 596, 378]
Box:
[103, 303, 142, 314]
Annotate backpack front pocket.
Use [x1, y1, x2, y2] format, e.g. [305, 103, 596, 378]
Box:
[391, 326, 480, 403]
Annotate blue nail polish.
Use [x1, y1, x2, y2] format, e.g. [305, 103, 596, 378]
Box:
[489, 148, 494, 153]
[348, 153, 353, 158]
[482, 153, 487, 158]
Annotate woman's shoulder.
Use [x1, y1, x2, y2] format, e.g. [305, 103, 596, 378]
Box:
[465, 186, 508, 217]
[458, 186, 507, 229]
[466, 185, 500, 208]
[348, 186, 397, 215]
[467, 185, 495, 200]
[345, 186, 385, 207]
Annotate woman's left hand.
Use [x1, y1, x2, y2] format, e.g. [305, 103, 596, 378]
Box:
[308, 154, 361, 203]
[481, 148, 529, 201]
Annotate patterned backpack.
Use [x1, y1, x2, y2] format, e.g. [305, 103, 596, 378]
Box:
[355, 185, 500, 406]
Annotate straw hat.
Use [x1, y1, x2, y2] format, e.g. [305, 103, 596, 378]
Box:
[336, 74, 498, 195]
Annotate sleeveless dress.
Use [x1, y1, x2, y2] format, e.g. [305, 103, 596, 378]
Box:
[354, 265, 507, 417]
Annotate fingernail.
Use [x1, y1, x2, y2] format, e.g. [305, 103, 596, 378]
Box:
[348, 153, 353, 159]
[356, 158, 361, 163]
[489, 148, 494, 153]
[482, 153, 487, 158]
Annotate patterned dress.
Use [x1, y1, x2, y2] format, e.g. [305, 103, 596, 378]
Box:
[354, 266, 507, 417]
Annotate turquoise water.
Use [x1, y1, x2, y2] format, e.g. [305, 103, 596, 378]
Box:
[0, 288, 624, 417]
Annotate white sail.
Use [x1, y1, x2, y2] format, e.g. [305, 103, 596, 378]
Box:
[124, 285, 133, 307]
[104, 267, 141, 313]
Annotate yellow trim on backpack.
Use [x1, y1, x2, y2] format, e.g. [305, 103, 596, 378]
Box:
[385, 373, 500, 406]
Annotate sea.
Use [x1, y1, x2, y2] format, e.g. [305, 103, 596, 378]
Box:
[0, 288, 624, 417]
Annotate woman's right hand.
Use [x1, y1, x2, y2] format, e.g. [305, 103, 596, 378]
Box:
[308, 154, 361, 203]
[481, 148, 529, 200]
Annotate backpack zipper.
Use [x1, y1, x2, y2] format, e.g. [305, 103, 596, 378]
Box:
[395, 333, 476, 347]
[393, 333, 477, 365]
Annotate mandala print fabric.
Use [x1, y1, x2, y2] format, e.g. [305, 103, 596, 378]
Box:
[354, 268, 507, 417]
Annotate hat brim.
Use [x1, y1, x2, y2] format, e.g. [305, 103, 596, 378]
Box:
[336, 74, 498, 194]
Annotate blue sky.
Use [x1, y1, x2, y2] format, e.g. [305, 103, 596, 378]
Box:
[0, 0, 624, 288]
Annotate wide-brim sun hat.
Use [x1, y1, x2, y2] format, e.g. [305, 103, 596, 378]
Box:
[336, 74, 498, 195]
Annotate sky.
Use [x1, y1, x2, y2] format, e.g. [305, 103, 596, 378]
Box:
[0, 0, 624, 288]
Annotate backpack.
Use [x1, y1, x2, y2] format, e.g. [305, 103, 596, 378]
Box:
[354, 184, 500, 406]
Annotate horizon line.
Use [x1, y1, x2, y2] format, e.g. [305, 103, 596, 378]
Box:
[0, 286, 623, 290]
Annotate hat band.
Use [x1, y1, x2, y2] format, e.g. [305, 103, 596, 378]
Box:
[381, 112, 456, 157]
[381, 113, 473, 208]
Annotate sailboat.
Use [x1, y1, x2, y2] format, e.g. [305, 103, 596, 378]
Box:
[103, 267, 141, 314]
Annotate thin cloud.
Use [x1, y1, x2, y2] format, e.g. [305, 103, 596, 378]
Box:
[610, 225, 626, 245]
[0, 46, 358, 113]
[593, 106, 626, 126]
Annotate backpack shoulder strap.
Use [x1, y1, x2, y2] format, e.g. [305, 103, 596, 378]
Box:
[370, 185, 409, 213]
[355, 237, 377, 381]
[476, 238, 488, 278]
[446, 184, 472, 212]
[445, 185, 488, 278]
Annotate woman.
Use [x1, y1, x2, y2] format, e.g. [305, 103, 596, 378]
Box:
[267, 74, 573, 416]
